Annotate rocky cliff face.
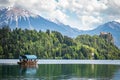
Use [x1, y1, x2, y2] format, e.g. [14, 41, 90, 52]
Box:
[99, 32, 114, 44]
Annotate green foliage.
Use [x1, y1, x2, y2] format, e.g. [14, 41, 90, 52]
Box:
[0, 26, 120, 59]
[75, 35, 120, 59]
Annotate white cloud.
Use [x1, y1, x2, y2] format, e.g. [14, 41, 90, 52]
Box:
[80, 16, 102, 30]
[56, 0, 108, 30]
[0, 0, 14, 8]
[58, 0, 69, 9]
[49, 9, 68, 23]
[13, 0, 57, 13]
[0, 0, 120, 30]
[105, 0, 120, 15]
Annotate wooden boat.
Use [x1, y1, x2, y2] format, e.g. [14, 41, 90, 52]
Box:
[17, 55, 37, 65]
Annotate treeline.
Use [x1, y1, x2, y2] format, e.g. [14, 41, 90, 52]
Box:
[0, 26, 120, 59]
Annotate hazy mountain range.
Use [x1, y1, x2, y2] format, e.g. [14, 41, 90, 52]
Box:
[80, 21, 120, 48]
[0, 7, 120, 48]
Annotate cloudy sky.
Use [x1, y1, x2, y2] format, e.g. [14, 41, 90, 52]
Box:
[0, 0, 120, 30]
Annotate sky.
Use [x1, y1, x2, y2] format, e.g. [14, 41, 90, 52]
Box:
[0, 0, 120, 30]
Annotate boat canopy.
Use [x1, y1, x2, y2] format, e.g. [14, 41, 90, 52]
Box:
[19, 55, 37, 59]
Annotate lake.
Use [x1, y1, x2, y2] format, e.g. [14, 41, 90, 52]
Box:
[0, 60, 120, 80]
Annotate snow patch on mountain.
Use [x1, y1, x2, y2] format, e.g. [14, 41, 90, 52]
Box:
[0, 7, 38, 28]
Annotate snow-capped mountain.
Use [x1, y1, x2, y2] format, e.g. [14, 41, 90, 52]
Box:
[0, 7, 120, 48]
[0, 7, 37, 28]
[0, 7, 80, 37]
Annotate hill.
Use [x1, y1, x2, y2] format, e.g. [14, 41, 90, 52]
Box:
[81, 21, 120, 48]
[0, 27, 120, 59]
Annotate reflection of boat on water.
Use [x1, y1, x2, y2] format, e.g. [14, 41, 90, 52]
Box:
[17, 55, 38, 65]
[18, 55, 38, 78]
[19, 64, 38, 77]
[20, 64, 38, 68]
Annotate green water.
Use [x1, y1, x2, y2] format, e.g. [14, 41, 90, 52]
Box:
[0, 64, 120, 80]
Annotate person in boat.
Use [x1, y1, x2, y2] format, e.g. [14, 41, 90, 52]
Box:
[18, 55, 37, 65]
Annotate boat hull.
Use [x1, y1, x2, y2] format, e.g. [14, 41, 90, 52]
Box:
[17, 61, 37, 65]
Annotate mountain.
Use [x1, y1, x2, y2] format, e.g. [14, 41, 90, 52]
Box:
[0, 7, 120, 48]
[81, 21, 120, 48]
[0, 7, 80, 37]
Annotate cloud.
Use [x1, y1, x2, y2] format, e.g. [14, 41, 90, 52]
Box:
[0, 0, 120, 30]
[105, 0, 120, 15]
[0, 0, 9, 4]
[49, 9, 69, 23]
[57, 0, 120, 30]
[13, 0, 57, 12]
[0, 0, 13, 8]
[57, 0, 108, 30]
[80, 15, 103, 30]
[15, 0, 69, 25]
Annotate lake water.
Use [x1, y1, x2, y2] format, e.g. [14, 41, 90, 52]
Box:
[0, 60, 120, 80]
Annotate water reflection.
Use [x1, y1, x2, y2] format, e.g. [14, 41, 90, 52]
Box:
[112, 69, 120, 80]
[36, 64, 120, 80]
[19, 65, 38, 77]
[0, 64, 120, 80]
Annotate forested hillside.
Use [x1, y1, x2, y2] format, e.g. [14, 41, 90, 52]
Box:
[0, 26, 120, 59]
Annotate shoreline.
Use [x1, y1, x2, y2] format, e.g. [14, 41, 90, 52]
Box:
[0, 59, 120, 65]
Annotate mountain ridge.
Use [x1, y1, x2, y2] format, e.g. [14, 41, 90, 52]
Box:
[0, 7, 80, 37]
[82, 21, 120, 48]
[0, 7, 120, 48]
